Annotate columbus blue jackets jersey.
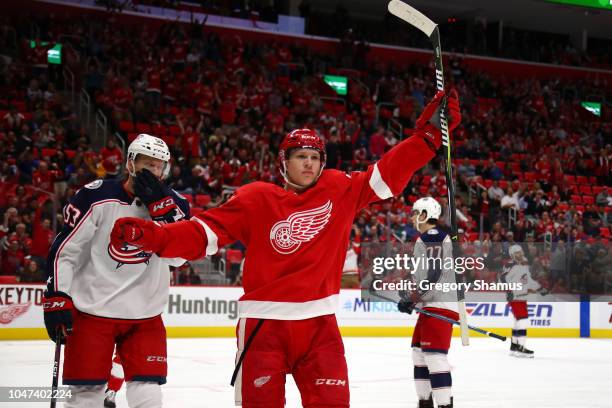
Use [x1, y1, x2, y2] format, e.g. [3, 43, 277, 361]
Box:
[500, 261, 540, 300]
[413, 228, 458, 312]
[46, 178, 190, 319]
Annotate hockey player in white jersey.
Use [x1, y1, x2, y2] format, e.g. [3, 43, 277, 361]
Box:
[501, 244, 547, 358]
[397, 197, 457, 408]
[42, 134, 189, 407]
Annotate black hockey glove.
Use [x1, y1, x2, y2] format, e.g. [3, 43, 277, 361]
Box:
[398, 300, 416, 314]
[134, 168, 179, 223]
[538, 287, 550, 296]
[397, 290, 416, 314]
[42, 291, 73, 344]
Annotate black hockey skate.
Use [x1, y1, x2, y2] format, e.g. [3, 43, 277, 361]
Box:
[104, 389, 116, 408]
[510, 342, 519, 356]
[417, 395, 434, 408]
[513, 344, 534, 358]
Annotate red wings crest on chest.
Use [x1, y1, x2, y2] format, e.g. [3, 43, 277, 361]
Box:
[269, 200, 333, 254]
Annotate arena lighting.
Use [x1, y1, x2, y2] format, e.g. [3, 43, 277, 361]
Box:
[29, 40, 63, 65]
[323, 75, 348, 95]
[546, 0, 612, 10]
[581, 101, 602, 116]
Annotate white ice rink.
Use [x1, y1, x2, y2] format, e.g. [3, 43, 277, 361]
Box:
[1, 337, 611, 407]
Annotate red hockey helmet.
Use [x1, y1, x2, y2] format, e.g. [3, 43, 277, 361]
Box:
[279, 128, 326, 162]
[279, 128, 326, 187]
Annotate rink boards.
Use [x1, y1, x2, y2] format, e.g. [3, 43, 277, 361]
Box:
[1, 284, 610, 340]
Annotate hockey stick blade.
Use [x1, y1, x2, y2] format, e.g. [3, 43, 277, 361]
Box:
[388, 0, 437, 38]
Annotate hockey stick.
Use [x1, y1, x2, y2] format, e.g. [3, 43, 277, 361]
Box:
[368, 290, 506, 342]
[387, 0, 470, 346]
[50, 329, 63, 408]
[230, 319, 264, 386]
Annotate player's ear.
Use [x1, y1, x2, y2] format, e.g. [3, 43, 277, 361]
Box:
[126, 160, 133, 174]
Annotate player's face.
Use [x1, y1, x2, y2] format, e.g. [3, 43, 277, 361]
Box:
[134, 155, 165, 179]
[512, 251, 526, 263]
[286, 148, 321, 187]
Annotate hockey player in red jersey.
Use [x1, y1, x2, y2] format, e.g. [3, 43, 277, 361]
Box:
[397, 197, 458, 408]
[111, 90, 461, 407]
[42, 134, 190, 407]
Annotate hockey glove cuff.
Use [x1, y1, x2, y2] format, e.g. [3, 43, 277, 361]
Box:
[42, 291, 74, 344]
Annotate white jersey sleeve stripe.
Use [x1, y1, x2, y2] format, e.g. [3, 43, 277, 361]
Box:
[369, 163, 394, 200]
[191, 217, 219, 255]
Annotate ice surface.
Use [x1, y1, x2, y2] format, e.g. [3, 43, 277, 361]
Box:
[1, 337, 611, 407]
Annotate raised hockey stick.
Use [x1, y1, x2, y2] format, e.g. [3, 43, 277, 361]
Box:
[369, 290, 506, 342]
[387, 0, 470, 346]
[50, 329, 63, 408]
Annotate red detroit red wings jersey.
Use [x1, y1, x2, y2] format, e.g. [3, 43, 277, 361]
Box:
[158, 136, 435, 319]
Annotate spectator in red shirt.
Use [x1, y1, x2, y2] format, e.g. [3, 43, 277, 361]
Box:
[100, 138, 123, 178]
[219, 97, 237, 125]
[178, 115, 204, 162]
[369, 125, 387, 159]
[32, 161, 60, 193]
[113, 78, 134, 122]
[30, 199, 54, 270]
[1, 235, 25, 275]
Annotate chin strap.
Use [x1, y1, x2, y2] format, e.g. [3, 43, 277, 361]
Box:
[127, 159, 137, 177]
[415, 210, 429, 232]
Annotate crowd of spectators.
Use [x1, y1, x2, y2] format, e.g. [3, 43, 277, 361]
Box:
[0, 8, 609, 293]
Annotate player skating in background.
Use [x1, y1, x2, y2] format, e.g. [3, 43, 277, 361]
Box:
[42, 134, 189, 407]
[397, 197, 458, 408]
[104, 351, 125, 408]
[501, 244, 548, 358]
[110, 90, 461, 407]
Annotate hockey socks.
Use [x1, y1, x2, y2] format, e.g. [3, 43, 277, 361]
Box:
[413, 348, 453, 407]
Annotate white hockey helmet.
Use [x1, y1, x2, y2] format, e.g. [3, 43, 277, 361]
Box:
[126, 134, 171, 179]
[412, 197, 442, 220]
[411, 197, 442, 232]
[509, 244, 525, 261]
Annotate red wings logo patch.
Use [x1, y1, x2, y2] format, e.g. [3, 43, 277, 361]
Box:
[0, 303, 31, 324]
[269, 201, 332, 254]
